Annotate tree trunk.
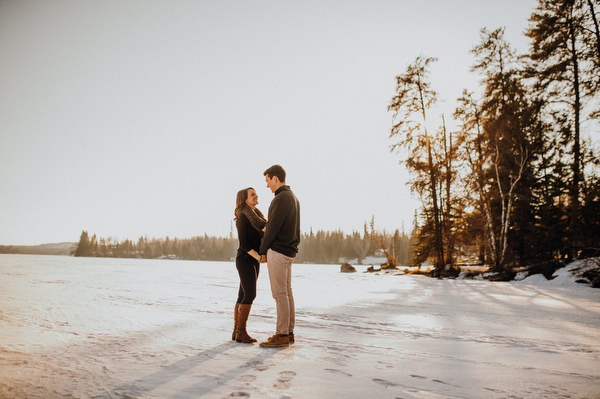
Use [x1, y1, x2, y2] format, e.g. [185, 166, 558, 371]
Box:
[442, 115, 453, 265]
[464, 114, 500, 270]
[425, 130, 445, 270]
[474, 173, 499, 269]
[569, 13, 582, 259]
[416, 75, 444, 270]
[587, 0, 600, 63]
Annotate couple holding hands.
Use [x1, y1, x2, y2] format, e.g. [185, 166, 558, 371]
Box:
[233, 165, 300, 348]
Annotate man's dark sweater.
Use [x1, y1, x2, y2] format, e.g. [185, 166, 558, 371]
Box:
[259, 185, 300, 258]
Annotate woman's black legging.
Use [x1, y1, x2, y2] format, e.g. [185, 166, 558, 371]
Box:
[236, 253, 260, 304]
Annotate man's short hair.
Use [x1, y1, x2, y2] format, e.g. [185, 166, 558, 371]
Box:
[264, 164, 286, 183]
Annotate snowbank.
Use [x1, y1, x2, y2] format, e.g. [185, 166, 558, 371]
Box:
[551, 258, 600, 286]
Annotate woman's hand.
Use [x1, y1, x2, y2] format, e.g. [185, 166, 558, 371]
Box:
[248, 249, 261, 262]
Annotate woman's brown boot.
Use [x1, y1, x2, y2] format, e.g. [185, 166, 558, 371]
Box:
[232, 303, 240, 340]
[235, 304, 257, 343]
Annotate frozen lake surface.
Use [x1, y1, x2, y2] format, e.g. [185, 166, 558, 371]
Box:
[1, 254, 599, 398]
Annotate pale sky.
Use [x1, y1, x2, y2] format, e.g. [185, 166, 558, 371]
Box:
[0, 0, 537, 246]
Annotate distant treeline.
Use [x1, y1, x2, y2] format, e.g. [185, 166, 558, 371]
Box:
[72, 226, 414, 265]
[72, 231, 236, 261]
[0, 242, 75, 256]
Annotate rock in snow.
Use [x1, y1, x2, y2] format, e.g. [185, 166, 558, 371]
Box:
[340, 263, 357, 273]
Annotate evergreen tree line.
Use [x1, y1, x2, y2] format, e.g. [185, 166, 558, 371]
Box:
[295, 223, 413, 265]
[73, 231, 237, 261]
[73, 225, 413, 265]
[389, 0, 600, 275]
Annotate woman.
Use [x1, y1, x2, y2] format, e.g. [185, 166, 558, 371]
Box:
[233, 187, 266, 343]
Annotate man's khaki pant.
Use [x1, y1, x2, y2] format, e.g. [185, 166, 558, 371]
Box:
[266, 249, 295, 335]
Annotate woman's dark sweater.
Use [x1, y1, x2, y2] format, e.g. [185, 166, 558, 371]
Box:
[236, 213, 261, 257]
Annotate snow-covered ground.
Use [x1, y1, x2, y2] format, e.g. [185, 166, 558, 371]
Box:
[1, 254, 599, 399]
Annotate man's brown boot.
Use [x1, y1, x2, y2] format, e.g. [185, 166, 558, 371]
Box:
[259, 333, 290, 348]
[232, 303, 240, 340]
[235, 304, 257, 343]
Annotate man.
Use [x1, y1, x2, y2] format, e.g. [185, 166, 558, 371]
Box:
[258, 164, 300, 348]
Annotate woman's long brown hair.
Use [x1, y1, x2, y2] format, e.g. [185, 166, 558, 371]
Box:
[234, 187, 254, 219]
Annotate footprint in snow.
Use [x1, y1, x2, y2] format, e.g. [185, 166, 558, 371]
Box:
[484, 387, 505, 393]
[273, 371, 296, 390]
[411, 375, 455, 387]
[373, 378, 396, 389]
[237, 375, 257, 383]
[325, 368, 353, 377]
[375, 360, 394, 370]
